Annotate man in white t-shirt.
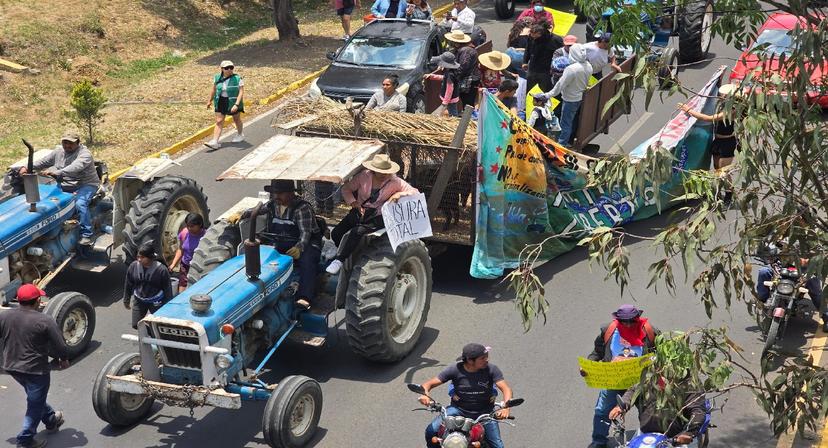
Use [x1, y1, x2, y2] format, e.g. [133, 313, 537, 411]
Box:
[584, 32, 622, 79]
[442, 0, 475, 34]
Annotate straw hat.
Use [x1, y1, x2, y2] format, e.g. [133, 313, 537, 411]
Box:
[478, 51, 512, 71]
[718, 83, 740, 96]
[444, 30, 471, 44]
[362, 154, 400, 174]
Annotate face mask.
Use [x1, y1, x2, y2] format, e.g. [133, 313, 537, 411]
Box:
[533, 5, 543, 12]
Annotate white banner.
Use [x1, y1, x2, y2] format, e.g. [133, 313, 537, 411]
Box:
[381, 193, 432, 252]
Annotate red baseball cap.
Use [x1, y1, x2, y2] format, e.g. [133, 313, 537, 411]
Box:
[17, 284, 46, 302]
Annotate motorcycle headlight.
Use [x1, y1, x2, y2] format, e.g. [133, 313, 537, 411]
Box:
[215, 354, 234, 370]
[442, 433, 469, 448]
[308, 79, 322, 98]
[777, 281, 795, 296]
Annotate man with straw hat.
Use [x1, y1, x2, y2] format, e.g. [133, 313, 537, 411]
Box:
[445, 30, 480, 108]
[325, 154, 418, 275]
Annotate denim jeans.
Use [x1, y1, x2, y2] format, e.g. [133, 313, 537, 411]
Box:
[10, 372, 57, 446]
[71, 184, 98, 238]
[592, 389, 624, 445]
[425, 406, 504, 448]
[275, 240, 321, 301]
[558, 100, 582, 147]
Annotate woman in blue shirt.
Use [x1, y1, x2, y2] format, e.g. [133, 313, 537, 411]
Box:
[371, 0, 407, 18]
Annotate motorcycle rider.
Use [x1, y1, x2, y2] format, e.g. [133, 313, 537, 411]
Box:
[756, 257, 826, 332]
[417, 343, 513, 448]
[18, 131, 100, 246]
[584, 304, 659, 448]
[608, 380, 707, 447]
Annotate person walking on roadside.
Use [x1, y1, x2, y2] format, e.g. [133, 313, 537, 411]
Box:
[522, 23, 564, 92]
[333, 0, 360, 40]
[123, 243, 174, 329]
[583, 304, 659, 448]
[206, 60, 245, 149]
[535, 42, 591, 147]
[0, 284, 69, 448]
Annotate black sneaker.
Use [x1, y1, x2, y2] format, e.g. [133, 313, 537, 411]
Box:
[16, 439, 47, 448]
[46, 410, 64, 433]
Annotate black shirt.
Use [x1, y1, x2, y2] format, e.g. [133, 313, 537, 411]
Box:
[509, 35, 530, 49]
[524, 33, 564, 75]
[387, 0, 401, 17]
[438, 362, 504, 416]
[621, 388, 707, 437]
[123, 260, 173, 306]
[0, 307, 69, 375]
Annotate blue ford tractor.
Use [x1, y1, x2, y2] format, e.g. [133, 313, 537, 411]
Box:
[93, 136, 433, 447]
[0, 140, 209, 358]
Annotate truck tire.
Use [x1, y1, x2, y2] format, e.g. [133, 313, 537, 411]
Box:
[494, 0, 515, 19]
[123, 175, 209, 265]
[43, 291, 95, 359]
[345, 238, 432, 363]
[678, 0, 714, 63]
[187, 220, 241, 284]
[92, 352, 155, 427]
[263, 375, 323, 448]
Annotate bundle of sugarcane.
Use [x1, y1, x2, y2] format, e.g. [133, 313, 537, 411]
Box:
[273, 96, 478, 151]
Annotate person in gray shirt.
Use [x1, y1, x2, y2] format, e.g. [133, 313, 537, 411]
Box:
[365, 74, 408, 113]
[19, 131, 101, 245]
[0, 284, 69, 448]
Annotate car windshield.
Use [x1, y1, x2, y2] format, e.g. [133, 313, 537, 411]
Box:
[751, 29, 794, 56]
[337, 37, 424, 69]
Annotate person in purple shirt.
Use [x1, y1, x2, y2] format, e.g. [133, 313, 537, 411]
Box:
[169, 213, 206, 292]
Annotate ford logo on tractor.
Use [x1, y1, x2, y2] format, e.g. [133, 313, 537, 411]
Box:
[157, 326, 198, 338]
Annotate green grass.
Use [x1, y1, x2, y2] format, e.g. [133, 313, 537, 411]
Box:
[107, 52, 187, 81]
[184, 11, 272, 51]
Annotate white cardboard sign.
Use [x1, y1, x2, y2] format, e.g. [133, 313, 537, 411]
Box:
[381, 193, 432, 252]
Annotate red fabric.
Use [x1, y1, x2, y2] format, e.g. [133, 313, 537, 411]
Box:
[340, 169, 419, 210]
[516, 9, 555, 28]
[615, 317, 649, 346]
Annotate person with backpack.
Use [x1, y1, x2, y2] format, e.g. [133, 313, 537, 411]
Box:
[584, 304, 659, 448]
[123, 243, 174, 329]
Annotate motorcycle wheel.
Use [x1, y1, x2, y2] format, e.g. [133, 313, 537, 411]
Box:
[762, 316, 781, 356]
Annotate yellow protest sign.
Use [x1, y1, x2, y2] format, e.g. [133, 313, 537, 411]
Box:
[525, 84, 560, 121]
[578, 356, 653, 390]
[588, 75, 599, 87]
[545, 8, 577, 37]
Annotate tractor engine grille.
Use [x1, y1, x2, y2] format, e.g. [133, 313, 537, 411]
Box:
[155, 324, 202, 369]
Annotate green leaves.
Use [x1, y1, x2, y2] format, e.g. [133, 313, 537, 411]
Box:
[67, 79, 106, 144]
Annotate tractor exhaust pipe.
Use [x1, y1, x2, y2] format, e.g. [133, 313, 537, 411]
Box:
[244, 202, 263, 280]
[21, 139, 40, 211]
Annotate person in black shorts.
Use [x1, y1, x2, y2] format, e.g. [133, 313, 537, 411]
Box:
[416, 343, 514, 448]
[333, 0, 360, 40]
[677, 82, 741, 170]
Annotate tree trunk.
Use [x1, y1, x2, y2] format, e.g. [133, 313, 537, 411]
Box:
[272, 0, 301, 41]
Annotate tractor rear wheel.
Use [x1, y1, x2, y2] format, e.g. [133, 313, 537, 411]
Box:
[263, 375, 323, 448]
[123, 176, 209, 265]
[678, 0, 714, 63]
[187, 220, 241, 284]
[43, 291, 95, 359]
[92, 352, 155, 427]
[345, 238, 432, 363]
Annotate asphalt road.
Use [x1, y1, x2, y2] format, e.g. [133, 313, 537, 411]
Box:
[0, 2, 814, 447]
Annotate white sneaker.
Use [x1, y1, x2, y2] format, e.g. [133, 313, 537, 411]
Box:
[205, 139, 221, 148]
[232, 133, 245, 143]
[325, 259, 343, 275]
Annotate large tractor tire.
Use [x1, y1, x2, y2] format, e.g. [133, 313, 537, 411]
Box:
[262, 375, 323, 448]
[678, 0, 714, 63]
[92, 352, 155, 427]
[187, 220, 241, 284]
[345, 238, 432, 363]
[494, 0, 516, 19]
[43, 291, 95, 359]
[123, 176, 209, 265]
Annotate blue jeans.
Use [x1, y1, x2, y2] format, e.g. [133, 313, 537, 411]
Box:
[505, 48, 526, 78]
[71, 184, 97, 238]
[425, 406, 504, 448]
[10, 372, 57, 446]
[592, 389, 624, 445]
[558, 99, 582, 147]
[275, 240, 321, 301]
[757, 266, 825, 318]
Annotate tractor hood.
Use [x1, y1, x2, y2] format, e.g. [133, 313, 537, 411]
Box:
[0, 184, 75, 258]
[154, 246, 295, 342]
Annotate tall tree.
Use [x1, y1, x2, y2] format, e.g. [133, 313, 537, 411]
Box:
[272, 0, 300, 40]
[512, 0, 828, 436]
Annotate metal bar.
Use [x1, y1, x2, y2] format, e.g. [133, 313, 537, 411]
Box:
[126, 335, 229, 355]
[107, 374, 242, 409]
[426, 105, 473, 217]
[253, 320, 298, 374]
[37, 253, 75, 289]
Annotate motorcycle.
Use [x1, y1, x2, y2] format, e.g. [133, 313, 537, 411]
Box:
[758, 261, 815, 356]
[406, 383, 524, 448]
[610, 396, 712, 448]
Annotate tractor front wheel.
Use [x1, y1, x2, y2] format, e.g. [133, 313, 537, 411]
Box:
[92, 352, 155, 427]
[345, 238, 432, 363]
[43, 291, 95, 359]
[263, 375, 323, 448]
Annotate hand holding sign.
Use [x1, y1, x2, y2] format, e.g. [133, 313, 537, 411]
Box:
[381, 193, 433, 252]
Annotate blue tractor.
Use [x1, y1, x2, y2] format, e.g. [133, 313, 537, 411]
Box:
[0, 140, 209, 358]
[93, 136, 433, 447]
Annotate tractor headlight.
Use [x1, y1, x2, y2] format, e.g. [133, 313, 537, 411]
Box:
[215, 354, 234, 370]
[777, 281, 795, 296]
[308, 79, 322, 98]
